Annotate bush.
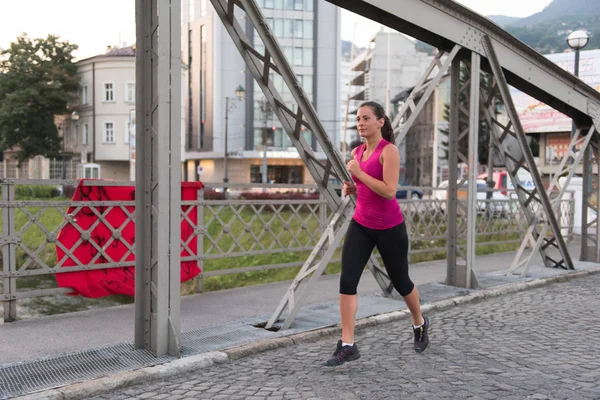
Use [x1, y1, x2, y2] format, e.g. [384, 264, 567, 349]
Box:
[15, 185, 61, 199]
[203, 189, 225, 200]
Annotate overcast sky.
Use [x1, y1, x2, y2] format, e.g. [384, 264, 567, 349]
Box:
[0, 0, 553, 59]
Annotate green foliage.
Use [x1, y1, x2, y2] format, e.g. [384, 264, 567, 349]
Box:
[0, 34, 79, 162]
[506, 14, 600, 53]
[15, 184, 61, 199]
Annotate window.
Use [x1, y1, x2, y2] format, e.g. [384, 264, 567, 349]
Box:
[125, 82, 135, 103]
[125, 121, 131, 144]
[294, 0, 303, 10]
[266, 18, 274, 31]
[303, 75, 313, 93]
[304, 20, 313, 39]
[285, 0, 294, 9]
[264, 0, 274, 8]
[303, 47, 313, 66]
[103, 82, 114, 102]
[103, 122, 115, 143]
[284, 47, 293, 63]
[273, 19, 283, 37]
[284, 19, 293, 38]
[294, 47, 303, 66]
[83, 124, 89, 145]
[294, 20, 303, 38]
[81, 86, 89, 105]
[274, 0, 283, 8]
[304, 0, 313, 11]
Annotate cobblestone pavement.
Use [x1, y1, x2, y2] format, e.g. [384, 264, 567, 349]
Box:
[91, 275, 600, 400]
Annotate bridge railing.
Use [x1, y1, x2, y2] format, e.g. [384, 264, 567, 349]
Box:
[0, 179, 574, 322]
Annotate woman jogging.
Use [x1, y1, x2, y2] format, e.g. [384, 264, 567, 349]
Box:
[324, 101, 429, 367]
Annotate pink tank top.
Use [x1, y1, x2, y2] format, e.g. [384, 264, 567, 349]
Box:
[352, 140, 404, 230]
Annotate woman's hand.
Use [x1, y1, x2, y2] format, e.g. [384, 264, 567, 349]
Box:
[343, 181, 356, 196]
[346, 160, 363, 179]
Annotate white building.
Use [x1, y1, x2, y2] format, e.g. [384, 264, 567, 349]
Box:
[69, 46, 137, 180]
[65, 46, 186, 181]
[349, 30, 433, 178]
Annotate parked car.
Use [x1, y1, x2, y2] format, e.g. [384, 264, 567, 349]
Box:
[395, 183, 423, 200]
[458, 180, 512, 216]
[435, 180, 512, 216]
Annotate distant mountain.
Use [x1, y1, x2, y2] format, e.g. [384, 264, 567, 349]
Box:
[510, 0, 599, 27]
[486, 0, 600, 53]
[487, 15, 522, 27]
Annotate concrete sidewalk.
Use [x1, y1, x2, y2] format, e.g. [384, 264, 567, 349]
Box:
[1, 239, 599, 399]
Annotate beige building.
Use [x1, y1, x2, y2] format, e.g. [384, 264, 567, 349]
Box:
[65, 46, 186, 181]
[65, 46, 138, 180]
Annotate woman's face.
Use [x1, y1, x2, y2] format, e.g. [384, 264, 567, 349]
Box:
[356, 106, 384, 139]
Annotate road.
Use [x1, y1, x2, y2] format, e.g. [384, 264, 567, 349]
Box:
[89, 273, 600, 400]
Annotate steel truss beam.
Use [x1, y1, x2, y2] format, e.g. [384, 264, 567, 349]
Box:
[392, 46, 460, 145]
[209, 0, 395, 330]
[581, 130, 600, 262]
[507, 127, 597, 275]
[480, 35, 573, 272]
[134, 0, 182, 357]
[445, 55, 480, 288]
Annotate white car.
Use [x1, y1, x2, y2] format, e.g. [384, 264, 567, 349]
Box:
[435, 180, 512, 216]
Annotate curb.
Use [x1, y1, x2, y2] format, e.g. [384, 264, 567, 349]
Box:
[15, 266, 600, 400]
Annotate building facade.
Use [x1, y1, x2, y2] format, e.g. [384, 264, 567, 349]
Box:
[348, 30, 433, 179]
[64, 46, 187, 181]
[68, 46, 137, 181]
[181, 0, 341, 184]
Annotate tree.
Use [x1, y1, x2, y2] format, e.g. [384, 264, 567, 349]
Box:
[0, 34, 79, 162]
[439, 66, 499, 167]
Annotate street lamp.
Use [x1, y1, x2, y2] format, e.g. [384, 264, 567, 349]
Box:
[566, 30, 589, 154]
[223, 85, 245, 188]
[62, 111, 79, 179]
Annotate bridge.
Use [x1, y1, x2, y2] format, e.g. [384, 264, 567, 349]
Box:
[1, 0, 600, 397]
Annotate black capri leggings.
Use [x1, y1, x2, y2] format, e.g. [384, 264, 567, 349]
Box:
[340, 219, 414, 296]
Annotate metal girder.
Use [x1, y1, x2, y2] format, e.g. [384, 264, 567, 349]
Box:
[134, 0, 182, 357]
[325, 0, 600, 126]
[210, 0, 394, 330]
[480, 35, 573, 272]
[267, 197, 353, 330]
[392, 45, 460, 145]
[2, 183, 16, 322]
[581, 131, 600, 262]
[464, 52, 481, 289]
[507, 127, 596, 276]
[445, 56, 479, 289]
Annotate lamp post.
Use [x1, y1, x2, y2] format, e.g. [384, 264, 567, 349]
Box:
[62, 111, 79, 179]
[223, 85, 245, 191]
[567, 30, 589, 145]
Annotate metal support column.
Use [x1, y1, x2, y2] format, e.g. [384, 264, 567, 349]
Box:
[2, 182, 17, 322]
[445, 56, 478, 288]
[481, 35, 573, 272]
[446, 57, 461, 286]
[134, 0, 182, 357]
[463, 52, 481, 289]
[581, 129, 600, 262]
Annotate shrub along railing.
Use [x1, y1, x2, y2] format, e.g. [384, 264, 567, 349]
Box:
[0, 179, 574, 322]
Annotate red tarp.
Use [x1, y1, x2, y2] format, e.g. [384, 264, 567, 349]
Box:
[55, 180, 203, 298]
